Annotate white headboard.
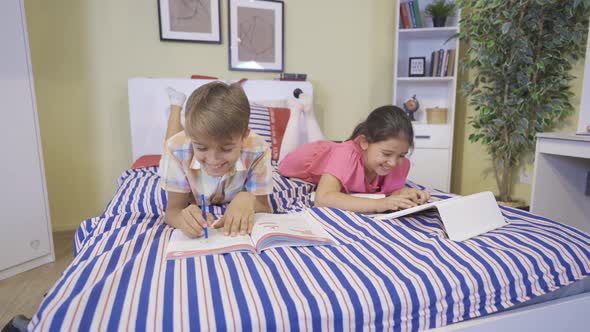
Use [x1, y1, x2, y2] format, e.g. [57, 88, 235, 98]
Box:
[128, 78, 313, 161]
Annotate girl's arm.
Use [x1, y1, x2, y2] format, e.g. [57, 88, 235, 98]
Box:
[314, 174, 418, 213]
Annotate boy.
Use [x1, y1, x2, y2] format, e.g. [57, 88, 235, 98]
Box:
[160, 82, 273, 238]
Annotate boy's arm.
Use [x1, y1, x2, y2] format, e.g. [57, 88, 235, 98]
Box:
[165, 192, 210, 238]
[314, 174, 418, 213]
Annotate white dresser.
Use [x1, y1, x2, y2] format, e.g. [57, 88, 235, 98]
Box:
[530, 133, 590, 233]
[0, 0, 54, 280]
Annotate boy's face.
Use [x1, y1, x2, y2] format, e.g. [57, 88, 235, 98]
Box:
[359, 136, 410, 177]
[190, 130, 249, 177]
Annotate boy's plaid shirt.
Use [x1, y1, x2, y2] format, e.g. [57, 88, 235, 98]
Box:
[160, 131, 272, 204]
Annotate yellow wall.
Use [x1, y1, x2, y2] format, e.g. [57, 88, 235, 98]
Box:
[25, 0, 395, 230]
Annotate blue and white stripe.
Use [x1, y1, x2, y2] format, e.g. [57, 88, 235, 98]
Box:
[33, 167, 590, 331]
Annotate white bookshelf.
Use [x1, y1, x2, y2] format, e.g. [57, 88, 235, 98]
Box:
[393, 0, 460, 192]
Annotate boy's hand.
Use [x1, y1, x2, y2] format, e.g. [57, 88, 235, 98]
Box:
[215, 192, 256, 236]
[178, 204, 214, 238]
[393, 188, 431, 204]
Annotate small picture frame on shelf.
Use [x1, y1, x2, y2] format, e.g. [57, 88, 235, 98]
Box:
[409, 57, 426, 77]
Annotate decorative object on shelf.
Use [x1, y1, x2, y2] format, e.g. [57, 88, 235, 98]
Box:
[403, 95, 420, 121]
[279, 73, 307, 81]
[458, 0, 589, 203]
[409, 57, 426, 77]
[228, 0, 284, 72]
[426, 107, 448, 124]
[425, 0, 456, 27]
[157, 0, 221, 43]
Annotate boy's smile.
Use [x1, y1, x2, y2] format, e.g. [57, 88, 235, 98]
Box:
[189, 130, 249, 177]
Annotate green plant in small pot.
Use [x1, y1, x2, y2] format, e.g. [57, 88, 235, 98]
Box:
[425, 0, 456, 27]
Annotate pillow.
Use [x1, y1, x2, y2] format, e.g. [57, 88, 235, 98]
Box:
[249, 104, 290, 161]
[131, 154, 161, 169]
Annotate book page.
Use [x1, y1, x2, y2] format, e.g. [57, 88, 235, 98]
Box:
[165, 227, 255, 259]
[250, 211, 336, 252]
[365, 200, 440, 220]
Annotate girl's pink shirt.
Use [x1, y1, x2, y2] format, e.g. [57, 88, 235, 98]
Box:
[278, 140, 410, 195]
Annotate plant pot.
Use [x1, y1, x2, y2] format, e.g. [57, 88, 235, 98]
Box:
[432, 16, 447, 27]
[496, 199, 528, 210]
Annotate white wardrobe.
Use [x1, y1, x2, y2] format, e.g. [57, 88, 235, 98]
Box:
[0, 0, 54, 280]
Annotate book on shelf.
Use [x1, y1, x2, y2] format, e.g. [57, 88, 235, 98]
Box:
[436, 49, 444, 76]
[447, 49, 456, 76]
[165, 211, 337, 259]
[431, 50, 439, 77]
[411, 0, 423, 28]
[406, 1, 416, 28]
[428, 52, 434, 76]
[441, 49, 449, 77]
[400, 2, 411, 29]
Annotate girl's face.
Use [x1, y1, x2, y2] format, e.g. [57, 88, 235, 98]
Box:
[190, 130, 249, 177]
[360, 136, 410, 177]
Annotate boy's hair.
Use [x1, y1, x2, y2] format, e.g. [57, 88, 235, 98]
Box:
[184, 81, 250, 140]
[348, 105, 414, 148]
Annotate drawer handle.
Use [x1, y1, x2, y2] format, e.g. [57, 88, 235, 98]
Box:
[415, 135, 431, 139]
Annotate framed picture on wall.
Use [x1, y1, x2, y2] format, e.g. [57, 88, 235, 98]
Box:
[228, 0, 284, 72]
[157, 0, 221, 43]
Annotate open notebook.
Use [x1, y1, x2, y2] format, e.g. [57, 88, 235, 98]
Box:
[367, 191, 508, 241]
[166, 211, 336, 259]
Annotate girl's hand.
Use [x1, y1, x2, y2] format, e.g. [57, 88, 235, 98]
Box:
[178, 204, 214, 238]
[215, 192, 256, 236]
[394, 187, 431, 204]
[377, 195, 419, 212]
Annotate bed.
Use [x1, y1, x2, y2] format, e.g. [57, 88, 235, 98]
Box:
[28, 78, 590, 331]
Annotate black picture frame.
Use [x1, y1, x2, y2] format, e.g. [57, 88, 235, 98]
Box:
[228, 0, 284, 72]
[409, 57, 426, 77]
[158, 0, 222, 44]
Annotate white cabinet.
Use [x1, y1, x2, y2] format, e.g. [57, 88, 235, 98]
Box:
[0, 0, 54, 280]
[393, 1, 460, 192]
[530, 133, 590, 233]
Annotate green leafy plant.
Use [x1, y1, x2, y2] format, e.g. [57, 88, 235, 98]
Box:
[457, 0, 589, 202]
[425, 0, 456, 18]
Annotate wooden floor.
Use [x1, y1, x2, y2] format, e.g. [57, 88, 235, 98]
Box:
[0, 231, 75, 327]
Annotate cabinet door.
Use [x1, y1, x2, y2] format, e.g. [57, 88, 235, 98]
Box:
[407, 148, 450, 191]
[0, 0, 52, 271]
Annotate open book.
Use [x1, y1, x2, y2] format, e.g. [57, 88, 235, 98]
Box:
[366, 191, 508, 241]
[166, 211, 336, 259]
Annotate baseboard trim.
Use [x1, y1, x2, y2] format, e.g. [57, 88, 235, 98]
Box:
[0, 253, 55, 280]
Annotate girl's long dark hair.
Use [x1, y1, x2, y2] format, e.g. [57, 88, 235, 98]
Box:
[348, 105, 414, 148]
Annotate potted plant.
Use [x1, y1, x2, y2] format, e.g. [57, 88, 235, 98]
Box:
[457, 0, 589, 203]
[425, 0, 456, 27]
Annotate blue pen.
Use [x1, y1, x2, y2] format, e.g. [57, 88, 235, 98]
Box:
[201, 194, 208, 239]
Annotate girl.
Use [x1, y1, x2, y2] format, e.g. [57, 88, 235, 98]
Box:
[278, 105, 430, 213]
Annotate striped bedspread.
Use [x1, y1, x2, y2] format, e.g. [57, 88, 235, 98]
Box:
[29, 167, 590, 331]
